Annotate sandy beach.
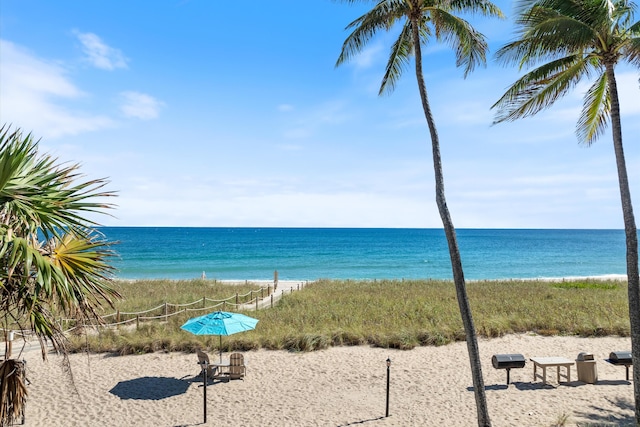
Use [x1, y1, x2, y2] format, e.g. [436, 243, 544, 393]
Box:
[13, 333, 635, 427]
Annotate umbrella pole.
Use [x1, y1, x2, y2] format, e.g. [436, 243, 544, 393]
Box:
[219, 335, 222, 363]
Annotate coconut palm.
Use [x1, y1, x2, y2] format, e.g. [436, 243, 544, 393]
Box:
[492, 0, 640, 421]
[336, 1, 503, 425]
[0, 126, 121, 425]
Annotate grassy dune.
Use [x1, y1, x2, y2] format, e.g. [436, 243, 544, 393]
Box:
[68, 278, 630, 354]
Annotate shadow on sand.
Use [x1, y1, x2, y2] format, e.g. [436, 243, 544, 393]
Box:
[470, 378, 632, 392]
[337, 416, 387, 426]
[573, 396, 635, 426]
[109, 376, 190, 400]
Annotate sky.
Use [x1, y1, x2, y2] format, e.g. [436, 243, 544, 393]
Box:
[1, 1, 639, 229]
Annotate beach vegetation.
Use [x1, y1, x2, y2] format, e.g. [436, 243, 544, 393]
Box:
[551, 280, 619, 290]
[492, 0, 640, 422]
[67, 278, 630, 355]
[0, 126, 120, 425]
[110, 279, 263, 312]
[335, 1, 504, 425]
[551, 413, 569, 427]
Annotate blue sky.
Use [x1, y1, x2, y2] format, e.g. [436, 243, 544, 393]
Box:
[1, 1, 639, 228]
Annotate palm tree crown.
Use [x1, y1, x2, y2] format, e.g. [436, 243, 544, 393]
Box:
[493, 0, 640, 144]
[337, 0, 504, 95]
[0, 126, 121, 357]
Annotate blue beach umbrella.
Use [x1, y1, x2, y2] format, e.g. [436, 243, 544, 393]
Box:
[181, 311, 259, 362]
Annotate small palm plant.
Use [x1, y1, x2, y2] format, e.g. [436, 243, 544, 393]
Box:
[0, 126, 121, 425]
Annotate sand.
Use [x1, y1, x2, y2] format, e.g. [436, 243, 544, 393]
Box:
[12, 333, 635, 427]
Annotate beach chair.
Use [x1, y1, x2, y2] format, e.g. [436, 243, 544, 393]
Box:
[196, 349, 217, 379]
[228, 353, 246, 380]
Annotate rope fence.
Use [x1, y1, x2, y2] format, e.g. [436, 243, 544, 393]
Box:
[3, 281, 310, 338]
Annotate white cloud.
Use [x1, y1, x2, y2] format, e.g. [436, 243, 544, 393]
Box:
[277, 104, 294, 112]
[351, 43, 384, 69]
[0, 39, 114, 138]
[283, 128, 312, 139]
[74, 31, 128, 70]
[281, 100, 351, 139]
[105, 185, 435, 228]
[119, 91, 164, 120]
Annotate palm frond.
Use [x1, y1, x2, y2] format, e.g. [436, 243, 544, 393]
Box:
[429, 8, 489, 76]
[0, 128, 116, 240]
[448, 0, 505, 19]
[496, 12, 596, 68]
[577, 72, 611, 145]
[610, 0, 637, 29]
[336, 0, 409, 67]
[493, 54, 589, 122]
[48, 232, 120, 311]
[624, 23, 640, 64]
[380, 23, 413, 95]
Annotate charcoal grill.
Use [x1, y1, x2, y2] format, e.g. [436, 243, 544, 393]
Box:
[492, 354, 526, 384]
[606, 351, 633, 380]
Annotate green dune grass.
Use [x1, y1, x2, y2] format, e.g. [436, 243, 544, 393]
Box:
[67, 278, 630, 355]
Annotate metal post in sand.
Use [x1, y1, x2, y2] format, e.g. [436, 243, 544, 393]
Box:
[386, 357, 391, 417]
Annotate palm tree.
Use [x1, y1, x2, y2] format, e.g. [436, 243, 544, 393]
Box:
[336, 1, 503, 425]
[492, 0, 640, 421]
[0, 126, 121, 425]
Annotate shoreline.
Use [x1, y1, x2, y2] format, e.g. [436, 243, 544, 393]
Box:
[113, 274, 629, 283]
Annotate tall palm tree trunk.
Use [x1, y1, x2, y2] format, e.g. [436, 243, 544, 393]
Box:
[411, 21, 491, 427]
[606, 64, 640, 424]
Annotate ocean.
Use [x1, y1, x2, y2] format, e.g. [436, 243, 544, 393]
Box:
[98, 227, 628, 281]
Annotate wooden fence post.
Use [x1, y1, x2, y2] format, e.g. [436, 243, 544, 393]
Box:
[136, 315, 139, 330]
[274, 270, 279, 292]
[271, 294, 273, 309]
[236, 293, 239, 306]
[164, 303, 168, 321]
[116, 310, 120, 324]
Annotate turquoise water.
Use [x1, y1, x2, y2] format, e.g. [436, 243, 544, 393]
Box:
[98, 227, 627, 281]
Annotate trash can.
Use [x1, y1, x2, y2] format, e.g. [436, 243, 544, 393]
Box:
[576, 352, 597, 384]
